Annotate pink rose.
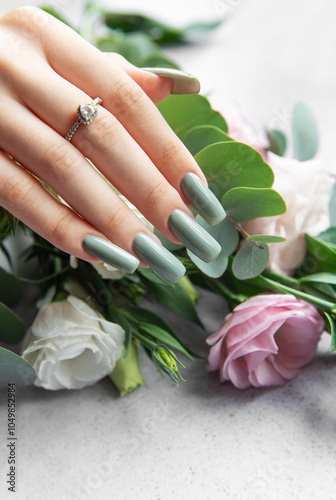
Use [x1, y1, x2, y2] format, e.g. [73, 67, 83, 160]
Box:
[242, 152, 334, 275]
[206, 294, 324, 389]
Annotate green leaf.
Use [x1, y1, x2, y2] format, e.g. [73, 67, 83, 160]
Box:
[105, 31, 160, 66]
[139, 323, 193, 359]
[0, 303, 25, 343]
[266, 129, 287, 156]
[221, 187, 286, 222]
[246, 234, 286, 244]
[187, 216, 238, 278]
[183, 125, 233, 156]
[140, 54, 179, 69]
[292, 103, 318, 161]
[305, 234, 336, 272]
[0, 268, 23, 307]
[139, 276, 202, 326]
[157, 95, 228, 141]
[121, 307, 196, 357]
[0, 347, 36, 388]
[232, 242, 270, 280]
[299, 272, 336, 285]
[137, 267, 174, 287]
[324, 312, 336, 353]
[103, 12, 221, 46]
[317, 227, 336, 247]
[195, 142, 274, 200]
[329, 183, 336, 226]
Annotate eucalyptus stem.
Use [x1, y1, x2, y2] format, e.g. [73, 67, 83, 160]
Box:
[207, 277, 248, 304]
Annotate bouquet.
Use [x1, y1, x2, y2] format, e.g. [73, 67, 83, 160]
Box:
[0, 3, 335, 395]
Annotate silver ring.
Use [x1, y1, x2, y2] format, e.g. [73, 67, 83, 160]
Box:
[66, 97, 102, 142]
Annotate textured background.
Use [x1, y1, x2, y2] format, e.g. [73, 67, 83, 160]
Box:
[0, 1, 336, 499]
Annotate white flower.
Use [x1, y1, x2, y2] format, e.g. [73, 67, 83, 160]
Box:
[242, 152, 334, 275]
[91, 262, 125, 280]
[21, 296, 125, 390]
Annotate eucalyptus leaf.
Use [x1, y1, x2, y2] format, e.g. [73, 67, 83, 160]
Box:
[324, 313, 336, 353]
[221, 187, 286, 222]
[246, 234, 286, 244]
[183, 125, 233, 156]
[0, 347, 36, 388]
[232, 242, 270, 280]
[187, 216, 238, 278]
[0, 268, 23, 308]
[292, 103, 318, 161]
[266, 129, 287, 156]
[157, 95, 228, 140]
[195, 142, 274, 200]
[0, 303, 25, 344]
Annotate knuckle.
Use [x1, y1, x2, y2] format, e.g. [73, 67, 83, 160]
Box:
[160, 141, 182, 166]
[102, 204, 130, 232]
[43, 142, 80, 182]
[144, 178, 169, 210]
[1, 174, 34, 210]
[49, 210, 76, 242]
[91, 113, 120, 144]
[112, 80, 146, 114]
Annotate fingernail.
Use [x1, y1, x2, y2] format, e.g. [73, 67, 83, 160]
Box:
[181, 173, 226, 226]
[132, 233, 185, 284]
[168, 209, 221, 263]
[141, 67, 200, 94]
[83, 236, 139, 274]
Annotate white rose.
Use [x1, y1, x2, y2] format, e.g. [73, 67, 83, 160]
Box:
[242, 152, 334, 275]
[21, 296, 125, 390]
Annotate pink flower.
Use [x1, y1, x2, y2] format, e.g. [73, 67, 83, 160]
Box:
[206, 294, 324, 389]
[242, 152, 334, 275]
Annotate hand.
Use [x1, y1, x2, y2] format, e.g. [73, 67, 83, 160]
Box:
[0, 7, 225, 282]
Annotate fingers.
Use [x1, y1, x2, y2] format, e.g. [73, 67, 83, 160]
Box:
[0, 151, 108, 263]
[31, 9, 208, 191]
[8, 58, 194, 243]
[0, 96, 158, 257]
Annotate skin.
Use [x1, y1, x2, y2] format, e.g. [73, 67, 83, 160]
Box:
[0, 6, 207, 265]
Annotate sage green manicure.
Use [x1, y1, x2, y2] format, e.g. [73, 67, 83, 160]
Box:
[132, 233, 185, 284]
[181, 173, 226, 226]
[168, 210, 221, 263]
[141, 67, 201, 94]
[83, 236, 139, 274]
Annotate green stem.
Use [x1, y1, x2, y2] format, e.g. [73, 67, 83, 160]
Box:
[207, 277, 248, 304]
[255, 275, 336, 312]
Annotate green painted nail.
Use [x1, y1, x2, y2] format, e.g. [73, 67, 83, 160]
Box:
[168, 209, 221, 263]
[181, 173, 226, 226]
[83, 236, 139, 274]
[141, 67, 201, 94]
[132, 233, 185, 284]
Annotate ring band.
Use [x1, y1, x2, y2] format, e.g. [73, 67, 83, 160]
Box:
[66, 97, 102, 142]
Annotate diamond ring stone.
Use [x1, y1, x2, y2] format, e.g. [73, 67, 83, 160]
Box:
[66, 97, 102, 142]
